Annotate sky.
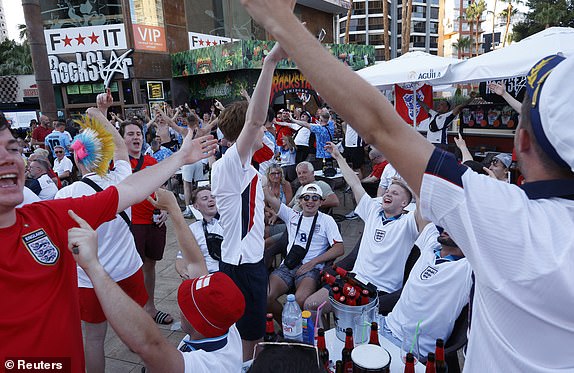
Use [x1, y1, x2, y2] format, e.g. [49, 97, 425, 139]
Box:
[3, 0, 25, 42]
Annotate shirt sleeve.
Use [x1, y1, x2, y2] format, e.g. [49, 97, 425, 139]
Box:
[211, 145, 251, 197]
[354, 193, 378, 221]
[277, 203, 295, 225]
[323, 215, 343, 245]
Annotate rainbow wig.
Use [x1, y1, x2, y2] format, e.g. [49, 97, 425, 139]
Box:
[71, 115, 115, 176]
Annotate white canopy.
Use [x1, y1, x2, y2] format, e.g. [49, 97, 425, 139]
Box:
[434, 27, 574, 85]
[356, 51, 461, 89]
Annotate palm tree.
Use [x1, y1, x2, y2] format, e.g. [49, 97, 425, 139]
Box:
[344, 0, 354, 44]
[534, 4, 565, 29]
[490, 0, 498, 51]
[383, 0, 390, 60]
[474, 0, 487, 55]
[0, 39, 33, 75]
[401, 0, 413, 54]
[465, 3, 476, 57]
[500, 0, 522, 46]
[17, 24, 28, 41]
[453, 36, 471, 57]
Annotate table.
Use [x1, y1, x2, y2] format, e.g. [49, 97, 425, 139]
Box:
[325, 328, 426, 372]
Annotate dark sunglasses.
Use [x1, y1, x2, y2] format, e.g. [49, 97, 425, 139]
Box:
[55, 150, 64, 154]
[301, 195, 321, 201]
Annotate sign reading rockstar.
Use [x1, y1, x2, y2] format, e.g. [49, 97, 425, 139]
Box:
[49, 49, 133, 88]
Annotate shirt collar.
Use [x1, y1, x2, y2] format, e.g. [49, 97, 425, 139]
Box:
[379, 210, 403, 225]
[179, 332, 228, 353]
[519, 179, 574, 200]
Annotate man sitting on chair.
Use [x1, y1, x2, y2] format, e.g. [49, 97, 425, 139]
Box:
[265, 183, 344, 323]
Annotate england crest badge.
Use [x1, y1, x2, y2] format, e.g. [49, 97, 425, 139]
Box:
[420, 266, 438, 280]
[22, 229, 60, 265]
[374, 229, 386, 242]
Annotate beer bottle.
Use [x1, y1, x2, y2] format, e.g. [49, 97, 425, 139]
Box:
[425, 352, 436, 373]
[334, 360, 343, 373]
[369, 322, 380, 346]
[334, 266, 377, 296]
[404, 352, 416, 373]
[264, 313, 276, 342]
[435, 338, 447, 373]
[341, 328, 354, 373]
[317, 328, 330, 371]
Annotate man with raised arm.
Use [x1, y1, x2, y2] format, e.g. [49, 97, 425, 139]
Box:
[66, 188, 245, 373]
[210, 42, 288, 361]
[0, 109, 216, 371]
[238, 2, 574, 371]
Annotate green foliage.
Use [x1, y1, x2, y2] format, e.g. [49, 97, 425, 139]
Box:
[513, 0, 574, 41]
[0, 39, 33, 75]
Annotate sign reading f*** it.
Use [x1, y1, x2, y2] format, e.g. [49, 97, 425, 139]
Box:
[44, 24, 128, 55]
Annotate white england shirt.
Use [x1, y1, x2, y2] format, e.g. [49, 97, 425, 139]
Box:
[211, 144, 265, 265]
[178, 325, 243, 373]
[37, 174, 58, 200]
[55, 160, 142, 287]
[420, 148, 574, 372]
[176, 219, 223, 274]
[426, 109, 455, 144]
[351, 194, 419, 293]
[277, 204, 342, 269]
[385, 223, 472, 357]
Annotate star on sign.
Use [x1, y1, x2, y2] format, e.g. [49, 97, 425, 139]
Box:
[198, 39, 204, 46]
[63, 35, 72, 46]
[75, 34, 86, 45]
[206, 40, 211, 46]
[88, 32, 99, 44]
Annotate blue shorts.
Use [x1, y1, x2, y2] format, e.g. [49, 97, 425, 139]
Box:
[219, 259, 268, 341]
[272, 263, 321, 289]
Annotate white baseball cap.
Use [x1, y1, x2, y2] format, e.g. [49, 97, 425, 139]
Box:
[300, 183, 323, 198]
[526, 55, 574, 172]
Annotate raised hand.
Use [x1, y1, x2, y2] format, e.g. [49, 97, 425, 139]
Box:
[147, 188, 178, 212]
[488, 82, 506, 96]
[453, 133, 467, 150]
[67, 210, 100, 272]
[324, 141, 341, 159]
[179, 132, 218, 165]
[96, 88, 113, 115]
[266, 41, 289, 64]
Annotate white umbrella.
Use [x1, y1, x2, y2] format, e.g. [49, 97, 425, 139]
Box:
[356, 51, 461, 89]
[434, 27, 574, 85]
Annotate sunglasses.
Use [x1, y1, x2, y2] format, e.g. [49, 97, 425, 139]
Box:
[269, 171, 282, 175]
[55, 150, 64, 154]
[301, 195, 321, 201]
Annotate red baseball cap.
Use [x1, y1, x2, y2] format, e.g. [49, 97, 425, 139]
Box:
[178, 272, 245, 338]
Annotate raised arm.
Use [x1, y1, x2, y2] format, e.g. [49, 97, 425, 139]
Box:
[325, 141, 366, 202]
[67, 211, 184, 373]
[488, 82, 522, 113]
[240, 2, 434, 196]
[263, 185, 281, 213]
[148, 189, 208, 278]
[452, 92, 475, 116]
[236, 42, 286, 165]
[91, 92, 129, 162]
[417, 98, 431, 114]
[115, 132, 217, 213]
[453, 133, 474, 163]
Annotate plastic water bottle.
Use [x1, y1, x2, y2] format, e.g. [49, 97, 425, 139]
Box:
[282, 294, 303, 341]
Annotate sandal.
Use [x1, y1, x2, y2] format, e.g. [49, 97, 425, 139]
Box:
[153, 310, 173, 325]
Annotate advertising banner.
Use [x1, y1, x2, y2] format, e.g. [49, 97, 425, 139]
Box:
[44, 24, 127, 55]
[133, 24, 167, 52]
[188, 32, 232, 50]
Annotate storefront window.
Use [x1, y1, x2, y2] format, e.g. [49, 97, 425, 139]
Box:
[40, 0, 123, 29]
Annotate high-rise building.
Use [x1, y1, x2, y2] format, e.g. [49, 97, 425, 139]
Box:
[337, 0, 440, 61]
[441, 0, 486, 59]
[0, 0, 8, 42]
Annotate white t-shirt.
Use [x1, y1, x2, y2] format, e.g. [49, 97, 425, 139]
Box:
[426, 109, 455, 144]
[55, 160, 142, 287]
[176, 218, 222, 273]
[211, 144, 265, 265]
[385, 223, 472, 357]
[37, 174, 58, 200]
[53, 156, 73, 177]
[351, 194, 419, 293]
[277, 204, 342, 269]
[378, 163, 401, 192]
[283, 122, 311, 147]
[344, 124, 360, 147]
[420, 149, 574, 372]
[178, 325, 243, 373]
[17, 186, 41, 208]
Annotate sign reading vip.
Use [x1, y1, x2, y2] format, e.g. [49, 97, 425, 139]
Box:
[44, 24, 128, 55]
[49, 50, 133, 88]
[133, 24, 167, 52]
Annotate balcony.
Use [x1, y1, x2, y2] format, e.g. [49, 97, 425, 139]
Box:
[297, 0, 351, 13]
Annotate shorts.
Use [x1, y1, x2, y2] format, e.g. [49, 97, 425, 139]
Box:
[79, 269, 148, 323]
[181, 162, 205, 183]
[219, 260, 268, 341]
[131, 223, 167, 261]
[344, 146, 365, 169]
[273, 263, 321, 289]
